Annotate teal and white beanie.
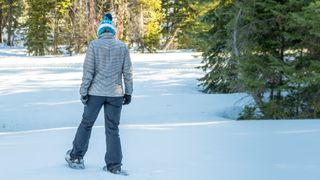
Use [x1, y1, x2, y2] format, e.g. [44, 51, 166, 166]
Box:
[97, 13, 116, 38]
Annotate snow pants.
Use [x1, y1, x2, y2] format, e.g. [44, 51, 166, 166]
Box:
[71, 95, 123, 166]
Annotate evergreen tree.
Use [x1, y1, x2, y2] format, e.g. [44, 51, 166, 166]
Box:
[49, 0, 71, 54]
[161, 0, 216, 50]
[199, 0, 320, 119]
[198, 0, 239, 93]
[0, 0, 24, 45]
[26, 0, 54, 55]
[237, 0, 320, 119]
[140, 0, 163, 52]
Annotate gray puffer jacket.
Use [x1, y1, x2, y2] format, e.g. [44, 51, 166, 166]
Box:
[80, 32, 133, 97]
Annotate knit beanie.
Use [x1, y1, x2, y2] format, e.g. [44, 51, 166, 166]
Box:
[97, 13, 116, 38]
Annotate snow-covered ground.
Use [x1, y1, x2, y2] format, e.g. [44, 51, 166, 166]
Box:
[0, 47, 319, 180]
[0, 49, 245, 131]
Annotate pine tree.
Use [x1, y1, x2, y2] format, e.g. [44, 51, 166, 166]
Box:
[26, 0, 54, 55]
[198, 0, 320, 119]
[140, 0, 162, 52]
[236, 0, 320, 119]
[198, 0, 239, 93]
[0, 0, 23, 45]
[50, 0, 71, 54]
[283, 0, 320, 118]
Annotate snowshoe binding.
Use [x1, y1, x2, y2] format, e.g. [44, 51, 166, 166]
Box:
[103, 164, 129, 176]
[65, 149, 85, 169]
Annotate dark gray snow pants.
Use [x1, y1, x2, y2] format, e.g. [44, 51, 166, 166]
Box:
[71, 95, 123, 166]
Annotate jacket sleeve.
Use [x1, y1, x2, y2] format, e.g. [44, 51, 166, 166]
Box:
[123, 45, 133, 95]
[80, 42, 95, 96]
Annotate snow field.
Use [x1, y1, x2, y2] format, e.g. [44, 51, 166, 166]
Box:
[0, 49, 319, 180]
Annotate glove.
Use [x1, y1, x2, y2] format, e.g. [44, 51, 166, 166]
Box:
[81, 95, 88, 105]
[123, 94, 131, 105]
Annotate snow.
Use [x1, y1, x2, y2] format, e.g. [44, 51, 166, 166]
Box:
[0, 47, 320, 180]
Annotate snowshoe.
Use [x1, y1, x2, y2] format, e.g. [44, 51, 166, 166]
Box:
[103, 164, 129, 176]
[65, 149, 85, 169]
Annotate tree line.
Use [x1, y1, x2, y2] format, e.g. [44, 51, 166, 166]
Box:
[0, 0, 213, 55]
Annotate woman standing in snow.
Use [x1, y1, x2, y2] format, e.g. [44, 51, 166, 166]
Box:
[64, 13, 133, 175]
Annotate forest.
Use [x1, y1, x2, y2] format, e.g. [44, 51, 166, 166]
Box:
[0, 0, 213, 54]
[1, 0, 319, 119]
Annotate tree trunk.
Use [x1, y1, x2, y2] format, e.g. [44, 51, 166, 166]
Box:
[53, 18, 58, 54]
[276, 30, 285, 101]
[232, 8, 241, 57]
[114, 0, 126, 40]
[139, 3, 144, 51]
[73, 0, 81, 54]
[163, 27, 179, 50]
[88, 0, 97, 39]
[0, 2, 2, 44]
[68, 0, 78, 53]
[251, 91, 264, 113]
[7, 0, 13, 46]
[0, 1, 9, 44]
[53, 1, 58, 54]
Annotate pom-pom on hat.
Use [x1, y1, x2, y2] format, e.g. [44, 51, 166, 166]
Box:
[97, 12, 116, 38]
